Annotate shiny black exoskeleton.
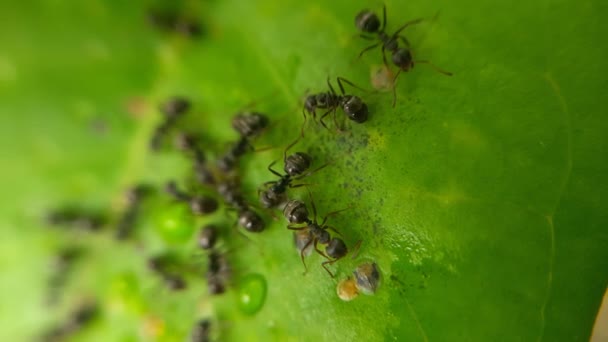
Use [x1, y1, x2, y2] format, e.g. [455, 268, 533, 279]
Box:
[355, 5, 452, 106]
[303, 77, 369, 129]
[217, 112, 269, 172]
[217, 179, 265, 233]
[283, 195, 351, 277]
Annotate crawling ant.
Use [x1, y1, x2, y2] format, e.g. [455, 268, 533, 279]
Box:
[258, 138, 327, 208]
[148, 255, 187, 291]
[46, 207, 106, 231]
[217, 179, 265, 233]
[150, 96, 191, 151]
[355, 5, 452, 106]
[41, 301, 99, 342]
[191, 319, 211, 342]
[217, 112, 270, 172]
[147, 9, 202, 38]
[303, 77, 369, 131]
[206, 250, 231, 295]
[282, 194, 355, 277]
[165, 180, 219, 215]
[46, 247, 83, 306]
[115, 184, 153, 240]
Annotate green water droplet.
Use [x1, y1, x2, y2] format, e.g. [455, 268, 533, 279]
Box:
[237, 273, 267, 315]
[155, 203, 194, 244]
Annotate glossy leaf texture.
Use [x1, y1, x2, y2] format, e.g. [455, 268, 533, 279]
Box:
[0, 0, 606, 341]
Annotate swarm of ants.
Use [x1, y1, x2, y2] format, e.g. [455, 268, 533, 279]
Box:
[42, 3, 451, 339]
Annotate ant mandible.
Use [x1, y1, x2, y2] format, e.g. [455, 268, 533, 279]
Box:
[303, 77, 369, 131]
[355, 5, 452, 106]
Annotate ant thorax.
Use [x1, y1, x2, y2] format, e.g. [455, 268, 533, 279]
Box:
[310, 224, 330, 244]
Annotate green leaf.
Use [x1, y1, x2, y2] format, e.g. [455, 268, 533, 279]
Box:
[0, 0, 606, 341]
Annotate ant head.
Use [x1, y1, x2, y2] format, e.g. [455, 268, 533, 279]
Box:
[342, 96, 368, 123]
[392, 48, 414, 71]
[304, 95, 317, 113]
[284, 152, 312, 176]
[355, 10, 380, 33]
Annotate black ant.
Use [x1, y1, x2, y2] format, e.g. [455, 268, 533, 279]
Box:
[217, 179, 265, 233]
[165, 180, 219, 215]
[149, 96, 191, 151]
[41, 301, 99, 342]
[355, 5, 452, 106]
[46, 247, 83, 306]
[303, 77, 369, 131]
[198, 224, 219, 250]
[115, 184, 153, 240]
[46, 207, 107, 232]
[191, 319, 211, 342]
[206, 250, 231, 295]
[148, 254, 187, 291]
[258, 137, 327, 209]
[217, 112, 269, 172]
[282, 194, 355, 277]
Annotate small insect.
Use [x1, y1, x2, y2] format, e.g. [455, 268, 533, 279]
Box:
[217, 179, 265, 233]
[217, 111, 270, 172]
[198, 224, 218, 250]
[191, 319, 211, 342]
[259, 138, 326, 208]
[165, 180, 219, 215]
[293, 229, 314, 257]
[175, 132, 206, 165]
[355, 5, 452, 106]
[303, 77, 369, 131]
[46, 207, 106, 231]
[206, 251, 231, 295]
[115, 184, 153, 240]
[148, 255, 188, 291]
[150, 96, 191, 151]
[336, 277, 360, 301]
[353, 262, 381, 294]
[283, 193, 352, 277]
[46, 247, 83, 306]
[41, 301, 99, 342]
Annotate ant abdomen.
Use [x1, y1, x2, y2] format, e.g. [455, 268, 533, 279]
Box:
[283, 200, 309, 224]
[326, 238, 348, 259]
[284, 152, 312, 176]
[342, 96, 369, 123]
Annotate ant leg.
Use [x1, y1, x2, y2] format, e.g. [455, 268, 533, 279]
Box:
[306, 188, 318, 223]
[321, 206, 351, 226]
[380, 3, 387, 32]
[294, 161, 330, 180]
[299, 239, 313, 274]
[314, 240, 330, 259]
[415, 60, 453, 76]
[397, 35, 411, 47]
[359, 34, 375, 40]
[319, 108, 335, 130]
[321, 259, 338, 278]
[381, 45, 389, 69]
[350, 240, 363, 259]
[391, 18, 424, 38]
[357, 42, 381, 60]
[287, 224, 306, 231]
[267, 160, 282, 178]
[283, 135, 301, 163]
[337, 77, 369, 94]
[391, 69, 403, 108]
[326, 77, 336, 95]
[324, 225, 342, 237]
